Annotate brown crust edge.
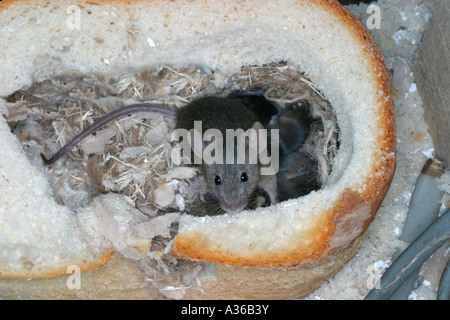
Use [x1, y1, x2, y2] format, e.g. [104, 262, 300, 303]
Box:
[0, 249, 116, 280]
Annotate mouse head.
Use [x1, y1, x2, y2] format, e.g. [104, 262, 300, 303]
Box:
[189, 122, 267, 213]
[203, 162, 261, 214]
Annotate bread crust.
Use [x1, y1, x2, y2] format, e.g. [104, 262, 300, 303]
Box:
[182, 234, 366, 299]
[0, 249, 116, 280]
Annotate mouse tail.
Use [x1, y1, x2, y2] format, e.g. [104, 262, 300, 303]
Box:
[41, 103, 176, 165]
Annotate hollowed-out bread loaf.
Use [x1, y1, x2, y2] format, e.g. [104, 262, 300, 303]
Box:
[0, 0, 395, 299]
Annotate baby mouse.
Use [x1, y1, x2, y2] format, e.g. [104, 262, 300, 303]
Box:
[228, 91, 312, 156]
[266, 102, 312, 157]
[42, 97, 278, 214]
[277, 151, 320, 202]
[268, 101, 320, 201]
[227, 90, 279, 127]
[228, 92, 320, 201]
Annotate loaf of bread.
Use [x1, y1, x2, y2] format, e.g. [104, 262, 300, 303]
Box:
[0, 0, 395, 299]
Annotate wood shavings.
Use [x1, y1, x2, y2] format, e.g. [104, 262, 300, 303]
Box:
[94, 198, 142, 260]
[133, 212, 180, 239]
[79, 126, 116, 155]
[154, 180, 179, 208]
[0, 98, 8, 116]
[233, 64, 326, 102]
[143, 262, 203, 300]
[95, 199, 129, 252]
[118, 146, 153, 160]
[145, 121, 169, 145]
[163, 167, 198, 181]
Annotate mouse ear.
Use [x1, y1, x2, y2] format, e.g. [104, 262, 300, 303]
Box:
[188, 128, 218, 161]
[188, 128, 204, 161]
[251, 121, 267, 154]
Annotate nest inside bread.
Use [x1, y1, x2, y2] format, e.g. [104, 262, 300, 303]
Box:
[4, 61, 339, 298]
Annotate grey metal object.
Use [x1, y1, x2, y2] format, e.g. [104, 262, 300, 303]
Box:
[389, 159, 445, 299]
[365, 159, 448, 300]
[437, 260, 450, 300]
[365, 209, 450, 300]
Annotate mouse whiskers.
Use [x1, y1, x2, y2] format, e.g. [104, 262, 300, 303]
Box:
[189, 195, 226, 217]
[246, 189, 270, 210]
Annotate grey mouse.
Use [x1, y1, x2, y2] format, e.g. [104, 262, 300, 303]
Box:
[176, 97, 278, 213]
[41, 97, 278, 214]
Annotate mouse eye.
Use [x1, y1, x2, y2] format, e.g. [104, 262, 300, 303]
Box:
[214, 175, 222, 185]
[240, 172, 248, 182]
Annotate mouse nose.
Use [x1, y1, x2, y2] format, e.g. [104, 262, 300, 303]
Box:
[222, 201, 246, 214]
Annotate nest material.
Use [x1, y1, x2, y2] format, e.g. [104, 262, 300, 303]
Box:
[4, 62, 339, 299]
